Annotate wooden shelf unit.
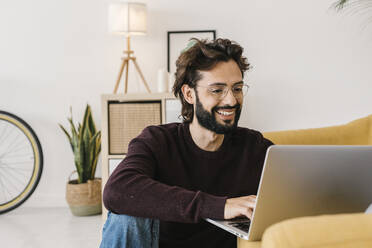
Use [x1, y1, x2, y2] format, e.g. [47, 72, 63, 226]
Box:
[101, 93, 181, 219]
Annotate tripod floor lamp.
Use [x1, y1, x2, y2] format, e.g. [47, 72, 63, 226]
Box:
[108, 2, 151, 94]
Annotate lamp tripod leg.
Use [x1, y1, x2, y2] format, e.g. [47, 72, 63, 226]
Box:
[114, 59, 128, 94]
[124, 58, 129, 94]
[132, 59, 151, 93]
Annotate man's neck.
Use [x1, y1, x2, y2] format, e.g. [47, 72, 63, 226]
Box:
[189, 120, 224, 152]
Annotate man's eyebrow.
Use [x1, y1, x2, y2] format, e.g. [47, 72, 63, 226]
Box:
[207, 81, 244, 86]
[207, 82, 226, 86]
[233, 81, 244, 85]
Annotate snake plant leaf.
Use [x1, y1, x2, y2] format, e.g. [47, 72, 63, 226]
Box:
[59, 124, 73, 149]
[82, 104, 92, 135]
[76, 149, 84, 183]
[88, 133, 97, 174]
[334, 0, 349, 10]
[68, 117, 78, 141]
[82, 106, 89, 127]
[82, 104, 96, 135]
[73, 132, 84, 183]
[89, 131, 101, 179]
[88, 109, 97, 135]
[81, 124, 91, 183]
[82, 123, 92, 182]
[78, 123, 82, 135]
[93, 134, 102, 178]
[332, 0, 372, 12]
[70, 123, 79, 155]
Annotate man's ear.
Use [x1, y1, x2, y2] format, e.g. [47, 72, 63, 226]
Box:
[181, 84, 195, 105]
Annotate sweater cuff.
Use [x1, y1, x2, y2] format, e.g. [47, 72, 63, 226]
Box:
[200, 192, 227, 220]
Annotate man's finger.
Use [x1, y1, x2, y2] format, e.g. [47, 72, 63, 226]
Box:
[244, 208, 253, 219]
[242, 198, 256, 208]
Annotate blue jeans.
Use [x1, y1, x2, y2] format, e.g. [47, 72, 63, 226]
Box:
[100, 211, 159, 248]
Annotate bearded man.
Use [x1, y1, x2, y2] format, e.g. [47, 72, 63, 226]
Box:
[100, 38, 274, 248]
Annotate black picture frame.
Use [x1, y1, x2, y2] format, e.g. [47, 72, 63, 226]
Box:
[167, 30, 216, 74]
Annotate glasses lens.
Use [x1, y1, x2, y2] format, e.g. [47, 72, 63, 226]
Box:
[242, 85, 249, 96]
[231, 85, 249, 98]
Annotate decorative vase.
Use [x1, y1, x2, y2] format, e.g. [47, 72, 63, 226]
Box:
[66, 178, 102, 216]
[157, 68, 169, 93]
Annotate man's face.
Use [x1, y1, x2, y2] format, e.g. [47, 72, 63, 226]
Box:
[193, 60, 244, 134]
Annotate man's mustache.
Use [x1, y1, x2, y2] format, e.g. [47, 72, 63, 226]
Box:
[214, 104, 241, 111]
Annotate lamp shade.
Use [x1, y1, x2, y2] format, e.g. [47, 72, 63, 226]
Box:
[108, 2, 147, 35]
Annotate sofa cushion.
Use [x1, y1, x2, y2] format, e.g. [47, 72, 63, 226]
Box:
[263, 114, 372, 145]
[237, 239, 261, 248]
[261, 213, 372, 248]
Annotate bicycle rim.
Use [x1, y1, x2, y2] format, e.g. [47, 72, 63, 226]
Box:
[0, 111, 43, 214]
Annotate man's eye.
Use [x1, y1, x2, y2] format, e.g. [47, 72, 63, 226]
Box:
[233, 87, 243, 93]
[210, 88, 224, 94]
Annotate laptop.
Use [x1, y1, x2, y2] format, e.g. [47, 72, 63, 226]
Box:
[206, 145, 372, 241]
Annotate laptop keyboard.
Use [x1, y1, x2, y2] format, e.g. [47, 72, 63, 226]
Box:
[228, 218, 251, 233]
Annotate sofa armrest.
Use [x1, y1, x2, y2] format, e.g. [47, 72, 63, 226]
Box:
[261, 213, 372, 248]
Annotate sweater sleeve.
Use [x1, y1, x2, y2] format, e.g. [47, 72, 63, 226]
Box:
[102, 134, 227, 223]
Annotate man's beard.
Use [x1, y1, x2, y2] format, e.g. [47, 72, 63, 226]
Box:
[194, 91, 241, 134]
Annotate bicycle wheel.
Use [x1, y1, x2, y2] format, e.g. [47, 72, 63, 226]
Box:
[0, 111, 43, 214]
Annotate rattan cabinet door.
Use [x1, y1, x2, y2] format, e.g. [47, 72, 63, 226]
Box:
[108, 101, 161, 154]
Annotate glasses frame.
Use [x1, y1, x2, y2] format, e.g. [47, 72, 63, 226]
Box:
[196, 83, 250, 100]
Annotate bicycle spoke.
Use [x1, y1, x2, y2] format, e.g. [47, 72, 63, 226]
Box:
[0, 128, 21, 158]
[0, 153, 34, 160]
[0, 121, 13, 143]
[1, 166, 33, 184]
[4, 131, 22, 151]
[2, 161, 35, 166]
[0, 124, 17, 149]
[0, 175, 13, 204]
[0, 170, 22, 202]
[1, 149, 32, 160]
[1, 165, 31, 185]
[0, 169, 27, 199]
[3, 144, 30, 157]
[0, 168, 27, 190]
[0, 160, 33, 204]
[0, 166, 32, 171]
[0, 122, 9, 143]
[0, 135, 29, 159]
[1, 160, 34, 166]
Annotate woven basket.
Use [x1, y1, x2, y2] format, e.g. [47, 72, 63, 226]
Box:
[66, 174, 102, 216]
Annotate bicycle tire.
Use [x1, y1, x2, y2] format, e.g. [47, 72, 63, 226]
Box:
[0, 111, 43, 214]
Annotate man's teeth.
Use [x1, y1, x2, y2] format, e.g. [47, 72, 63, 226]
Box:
[217, 110, 234, 116]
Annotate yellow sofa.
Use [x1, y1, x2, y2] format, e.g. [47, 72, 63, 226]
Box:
[238, 114, 372, 248]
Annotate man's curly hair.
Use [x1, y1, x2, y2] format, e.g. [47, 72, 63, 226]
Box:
[172, 38, 250, 122]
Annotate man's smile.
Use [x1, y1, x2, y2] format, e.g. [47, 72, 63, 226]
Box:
[216, 110, 234, 116]
[215, 109, 235, 122]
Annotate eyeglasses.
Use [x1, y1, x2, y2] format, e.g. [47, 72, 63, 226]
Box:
[196, 83, 250, 100]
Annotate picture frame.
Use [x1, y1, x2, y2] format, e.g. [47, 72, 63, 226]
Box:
[167, 30, 216, 77]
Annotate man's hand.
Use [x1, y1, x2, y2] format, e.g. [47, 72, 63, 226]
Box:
[224, 195, 257, 220]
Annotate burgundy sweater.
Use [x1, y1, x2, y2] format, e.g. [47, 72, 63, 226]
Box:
[103, 122, 273, 248]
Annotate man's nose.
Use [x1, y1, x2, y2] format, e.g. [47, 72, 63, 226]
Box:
[221, 88, 238, 106]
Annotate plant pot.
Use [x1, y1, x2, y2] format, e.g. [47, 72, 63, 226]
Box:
[66, 178, 102, 216]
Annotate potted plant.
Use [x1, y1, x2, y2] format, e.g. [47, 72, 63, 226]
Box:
[59, 104, 102, 216]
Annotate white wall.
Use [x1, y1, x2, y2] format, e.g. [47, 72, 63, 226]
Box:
[1, 0, 371, 207]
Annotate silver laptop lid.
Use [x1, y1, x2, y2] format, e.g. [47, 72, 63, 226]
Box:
[249, 145, 372, 240]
